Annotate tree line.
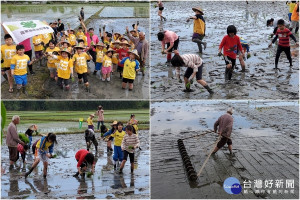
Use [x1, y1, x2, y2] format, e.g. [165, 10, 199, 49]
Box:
[2, 101, 149, 111]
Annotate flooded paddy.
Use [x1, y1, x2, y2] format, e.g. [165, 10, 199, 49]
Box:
[151, 101, 299, 199]
[1, 131, 150, 199]
[150, 1, 299, 99]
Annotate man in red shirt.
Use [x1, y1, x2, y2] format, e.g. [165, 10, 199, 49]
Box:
[218, 25, 243, 80]
[269, 19, 298, 70]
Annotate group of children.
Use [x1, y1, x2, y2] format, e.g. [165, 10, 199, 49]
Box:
[1, 18, 145, 96]
[157, 2, 299, 94]
[13, 112, 140, 179]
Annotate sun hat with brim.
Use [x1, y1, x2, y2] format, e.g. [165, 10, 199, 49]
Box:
[96, 42, 105, 47]
[74, 43, 86, 49]
[106, 48, 115, 54]
[111, 121, 118, 126]
[112, 40, 121, 45]
[60, 40, 71, 47]
[128, 49, 139, 59]
[192, 7, 204, 15]
[90, 114, 95, 117]
[114, 32, 121, 36]
[59, 48, 71, 55]
[130, 29, 137, 33]
[120, 40, 131, 46]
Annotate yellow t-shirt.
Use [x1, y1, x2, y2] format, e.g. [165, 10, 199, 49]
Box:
[82, 36, 88, 46]
[56, 56, 73, 79]
[112, 52, 119, 64]
[102, 55, 112, 68]
[10, 54, 30, 75]
[72, 53, 90, 74]
[46, 47, 60, 68]
[87, 117, 93, 125]
[111, 130, 126, 146]
[32, 35, 44, 51]
[122, 58, 140, 80]
[1, 44, 16, 68]
[68, 34, 77, 46]
[95, 49, 104, 63]
[42, 33, 52, 45]
[76, 31, 85, 39]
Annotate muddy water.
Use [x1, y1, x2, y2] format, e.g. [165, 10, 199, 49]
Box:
[150, 1, 299, 99]
[1, 131, 150, 199]
[151, 101, 299, 199]
[1, 6, 150, 99]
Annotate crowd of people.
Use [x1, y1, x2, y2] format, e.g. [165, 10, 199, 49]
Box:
[155, 1, 299, 95]
[5, 107, 141, 179]
[1, 14, 149, 96]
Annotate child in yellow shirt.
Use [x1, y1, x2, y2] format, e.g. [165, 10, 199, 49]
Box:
[76, 27, 85, 39]
[102, 48, 114, 82]
[87, 114, 95, 130]
[1, 34, 16, 93]
[111, 40, 120, 74]
[68, 29, 77, 47]
[120, 49, 140, 91]
[10, 44, 35, 96]
[32, 34, 44, 68]
[73, 44, 92, 91]
[49, 48, 74, 90]
[45, 40, 60, 81]
[94, 42, 106, 75]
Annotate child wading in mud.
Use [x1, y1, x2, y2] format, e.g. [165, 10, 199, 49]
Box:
[85, 129, 98, 152]
[87, 114, 95, 131]
[25, 133, 57, 178]
[128, 114, 139, 135]
[156, 0, 166, 21]
[74, 149, 95, 177]
[103, 121, 118, 153]
[171, 53, 214, 94]
[269, 19, 298, 70]
[119, 125, 140, 174]
[187, 7, 207, 54]
[108, 122, 126, 170]
[218, 25, 244, 80]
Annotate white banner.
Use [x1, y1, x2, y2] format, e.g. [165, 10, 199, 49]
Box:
[2, 20, 54, 44]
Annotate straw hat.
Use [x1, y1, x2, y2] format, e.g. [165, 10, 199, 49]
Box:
[60, 40, 71, 47]
[114, 32, 121, 36]
[74, 43, 86, 49]
[59, 47, 71, 55]
[106, 48, 115, 54]
[112, 40, 121, 45]
[111, 121, 118, 126]
[128, 49, 139, 59]
[96, 42, 105, 47]
[120, 40, 131, 47]
[29, 124, 38, 131]
[227, 107, 234, 114]
[192, 7, 204, 15]
[90, 114, 95, 117]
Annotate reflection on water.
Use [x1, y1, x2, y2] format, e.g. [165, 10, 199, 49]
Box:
[99, 7, 149, 18]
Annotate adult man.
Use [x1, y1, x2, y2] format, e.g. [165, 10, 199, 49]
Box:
[6, 115, 25, 169]
[126, 27, 149, 76]
[213, 108, 234, 154]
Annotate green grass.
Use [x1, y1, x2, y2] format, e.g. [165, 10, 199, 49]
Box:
[5, 109, 150, 133]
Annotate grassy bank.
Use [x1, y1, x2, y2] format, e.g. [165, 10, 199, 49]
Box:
[4, 109, 149, 134]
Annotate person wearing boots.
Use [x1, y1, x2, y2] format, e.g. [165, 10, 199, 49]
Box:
[25, 133, 57, 178]
[170, 53, 214, 94]
[73, 149, 95, 177]
[119, 125, 140, 174]
[157, 30, 179, 63]
[85, 129, 98, 152]
[212, 107, 234, 155]
[109, 122, 126, 170]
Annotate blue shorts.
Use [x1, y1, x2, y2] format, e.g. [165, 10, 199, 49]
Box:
[113, 146, 123, 161]
[14, 74, 27, 85]
[95, 62, 102, 71]
[288, 13, 292, 22]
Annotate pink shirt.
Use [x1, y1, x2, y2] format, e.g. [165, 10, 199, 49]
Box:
[161, 30, 178, 46]
[17, 143, 25, 154]
[19, 38, 32, 52]
[86, 32, 99, 51]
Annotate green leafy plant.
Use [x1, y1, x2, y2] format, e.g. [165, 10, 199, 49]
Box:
[1, 101, 7, 144]
[19, 133, 30, 144]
